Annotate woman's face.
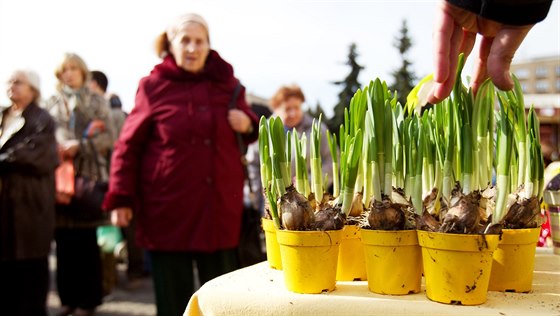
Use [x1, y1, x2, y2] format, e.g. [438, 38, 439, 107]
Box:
[60, 60, 84, 89]
[277, 96, 304, 128]
[6, 72, 35, 105]
[169, 22, 210, 74]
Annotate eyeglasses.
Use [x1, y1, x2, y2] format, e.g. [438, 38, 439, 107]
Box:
[6, 79, 27, 86]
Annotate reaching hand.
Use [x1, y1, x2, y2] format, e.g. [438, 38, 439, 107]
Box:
[428, 1, 534, 104]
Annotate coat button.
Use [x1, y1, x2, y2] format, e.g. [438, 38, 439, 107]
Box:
[206, 177, 213, 184]
[204, 139, 211, 146]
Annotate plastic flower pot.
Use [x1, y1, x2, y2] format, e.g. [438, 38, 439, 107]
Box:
[262, 218, 282, 270]
[417, 230, 499, 305]
[361, 229, 421, 295]
[336, 224, 367, 281]
[488, 227, 541, 292]
[276, 229, 342, 294]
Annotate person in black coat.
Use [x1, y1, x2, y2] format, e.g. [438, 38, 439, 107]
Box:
[0, 69, 58, 316]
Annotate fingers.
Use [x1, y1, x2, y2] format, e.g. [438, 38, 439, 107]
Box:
[486, 26, 532, 91]
[432, 2, 456, 84]
[471, 35, 493, 96]
[429, 21, 463, 104]
[459, 30, 476, 59]
[228, 109, 250, 132]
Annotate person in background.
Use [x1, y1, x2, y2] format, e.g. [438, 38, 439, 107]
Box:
[103, 13, 258, 316]
[270, 84, 333, 189]
[0, 70, 58, 316]
[89, 70, 144, 292]
[428, 0, 553, 104]
[89, 70, 127, 139]
[244, 102, 273, 216]
[44, 53, 114, 316]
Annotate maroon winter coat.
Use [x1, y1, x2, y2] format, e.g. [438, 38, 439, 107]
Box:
[103, 51, 258, 252]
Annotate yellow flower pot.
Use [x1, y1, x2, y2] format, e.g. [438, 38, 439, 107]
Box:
[276, 229, 342, 294]
[361, 229, 422, 295]
[336, 225, 367, 281]
[262, 218, 282, 270]
[417, 230, 499, 305]
[488, 227, 541, 292]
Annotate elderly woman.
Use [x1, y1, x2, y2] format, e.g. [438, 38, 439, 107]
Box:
[103, 13, 258, 316]
[44, 53, 113, 316]
[270, 84, 333, 185]
[0, 70, 58, 316]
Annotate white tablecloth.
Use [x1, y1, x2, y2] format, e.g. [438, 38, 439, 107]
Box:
[185, 248, 560, 316]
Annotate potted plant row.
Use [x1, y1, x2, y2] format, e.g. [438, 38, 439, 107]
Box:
[256, 54, 544, 302]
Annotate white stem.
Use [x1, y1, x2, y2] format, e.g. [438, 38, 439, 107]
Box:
[372, 161, 381, 202]
[341, 186, 355, 216]
[493, 174, 510, 224]
[462, 173, 472, 194]
[384, 162, 392, 197]
[363, 161, 373, 208]
[517, 142, 526, 189]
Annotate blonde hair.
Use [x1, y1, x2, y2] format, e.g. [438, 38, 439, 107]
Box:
[54, 53, 89, 90]
[270, 84, 306, 109]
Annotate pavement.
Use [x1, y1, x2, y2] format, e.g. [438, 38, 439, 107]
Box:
[47, 250, 156, 316]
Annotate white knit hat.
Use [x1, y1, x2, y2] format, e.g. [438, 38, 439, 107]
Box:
[11, 69, 41, 101]
[166, 13, 210, 42]
[21, 70, 41, 94]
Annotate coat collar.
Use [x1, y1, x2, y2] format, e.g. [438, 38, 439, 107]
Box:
[0, 108, 25, 148]
[151, 50, 235, 84]
[0, 103, 38, 149]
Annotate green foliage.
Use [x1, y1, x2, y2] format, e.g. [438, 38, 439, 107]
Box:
[307, 101, 326, 119]
[390, 19, 416, 106]
[329, 43, 364, 133]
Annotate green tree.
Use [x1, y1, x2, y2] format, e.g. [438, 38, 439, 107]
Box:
[329, 43, 363, 132]
[390, 19, 416, 106]
[307, 101, 326, 120]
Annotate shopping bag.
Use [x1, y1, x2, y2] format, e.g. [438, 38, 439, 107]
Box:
[55, 160, 75, 205]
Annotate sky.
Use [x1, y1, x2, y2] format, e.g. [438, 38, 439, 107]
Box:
[0, 0, 559, 117]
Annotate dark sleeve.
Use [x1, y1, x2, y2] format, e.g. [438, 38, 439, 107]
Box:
[236, 84, 259, 145]
[0, 112, 58, 175]
[103, 79, 154, 211]
[447, 0, 553, 26]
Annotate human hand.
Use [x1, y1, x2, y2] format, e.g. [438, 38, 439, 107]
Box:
[228, 109, 253, 134]
[111, 207, 133, 227]
[86, 119, 106, 137]
[56, 192, 72, 205]
[428, 0, 533, 104]
[59, 140, 79, 159]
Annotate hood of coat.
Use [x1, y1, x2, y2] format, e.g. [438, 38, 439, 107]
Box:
[151, 50, 234, 84]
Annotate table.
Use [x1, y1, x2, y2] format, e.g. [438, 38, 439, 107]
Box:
[185, 248, 560, 316]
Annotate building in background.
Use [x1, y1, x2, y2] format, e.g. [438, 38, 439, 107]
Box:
[511, 55, 560, 164]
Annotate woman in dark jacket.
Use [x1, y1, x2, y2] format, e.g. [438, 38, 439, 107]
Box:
[0, 70, 58, 316]
[103, 13, 258, 316]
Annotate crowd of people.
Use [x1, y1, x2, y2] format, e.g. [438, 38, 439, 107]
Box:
[0, 1, 553, 316]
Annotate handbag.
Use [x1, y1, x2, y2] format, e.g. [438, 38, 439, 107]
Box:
[59, 138, 108, 222]
[229, 81, 266, 267]
[55, 159, 75, 205]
